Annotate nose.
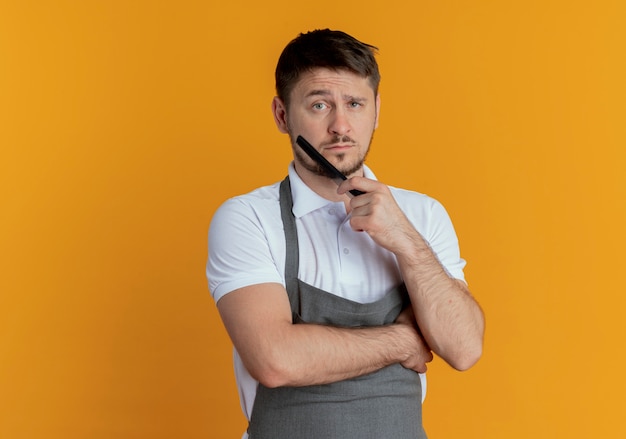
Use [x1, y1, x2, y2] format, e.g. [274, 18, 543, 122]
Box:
[328, 107, 351, 136]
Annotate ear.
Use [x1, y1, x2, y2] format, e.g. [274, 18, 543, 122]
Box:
[272, 96, 289, 134]
[374, 93, 381, 129]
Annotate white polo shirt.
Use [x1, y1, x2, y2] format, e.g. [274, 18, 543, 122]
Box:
[207, 162, 466, 431]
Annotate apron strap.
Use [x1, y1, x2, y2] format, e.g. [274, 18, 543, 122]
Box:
[279, 177, 300, 305]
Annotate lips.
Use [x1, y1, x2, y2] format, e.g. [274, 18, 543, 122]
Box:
[321, 135, 357, 150]
[324, 143, 355, 150]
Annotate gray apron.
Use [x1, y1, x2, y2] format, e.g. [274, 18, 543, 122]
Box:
[247, 177, 427, 439]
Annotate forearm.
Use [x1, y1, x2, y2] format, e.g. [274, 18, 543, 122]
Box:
[397, 232, 484, 370]
[249, 321, 417, 388]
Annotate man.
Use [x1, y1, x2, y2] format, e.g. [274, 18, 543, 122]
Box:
[207, 29, 484, 439]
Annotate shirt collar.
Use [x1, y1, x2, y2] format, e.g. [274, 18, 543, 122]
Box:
[287, 161, 377, 218]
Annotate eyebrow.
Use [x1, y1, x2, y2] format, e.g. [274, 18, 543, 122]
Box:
[305, 89, 368, 102]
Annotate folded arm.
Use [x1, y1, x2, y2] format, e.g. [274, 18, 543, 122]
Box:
[217, 282, 432, 388]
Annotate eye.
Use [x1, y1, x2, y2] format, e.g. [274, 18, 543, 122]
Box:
[349, 101, 363, 108]
[312, 102, 327, 110]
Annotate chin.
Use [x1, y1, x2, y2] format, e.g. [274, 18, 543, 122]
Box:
[337, 162, 364, 178]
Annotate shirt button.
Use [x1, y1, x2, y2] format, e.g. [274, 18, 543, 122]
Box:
[329, 208, 336, 215]
[343, 248, 350, 255]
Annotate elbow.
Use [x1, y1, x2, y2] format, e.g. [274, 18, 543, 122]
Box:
[449, 312, 485, 371]
[254, 367, 289, 389]
[446, 332, 484, 371]
[246, 352, 294, 389]
[449, 344, 483, 371]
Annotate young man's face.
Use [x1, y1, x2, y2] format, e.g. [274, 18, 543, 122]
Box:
[273, 68, 380, 178]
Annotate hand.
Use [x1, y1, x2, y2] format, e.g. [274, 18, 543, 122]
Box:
[337, 176, 419, 256]
[395, 306, 433, 373]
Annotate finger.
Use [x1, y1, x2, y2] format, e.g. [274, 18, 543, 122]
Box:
[337, 176, 379, 196]
[416, 362, 428, 374]
[336, 178, 357, 196]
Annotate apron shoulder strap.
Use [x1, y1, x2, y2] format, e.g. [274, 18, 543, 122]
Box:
[279, 176, 300, 301]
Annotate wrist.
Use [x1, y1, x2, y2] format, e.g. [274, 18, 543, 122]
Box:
[390, 322, 417, 363]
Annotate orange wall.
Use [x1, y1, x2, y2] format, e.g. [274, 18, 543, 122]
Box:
[1, 1, 625, 437]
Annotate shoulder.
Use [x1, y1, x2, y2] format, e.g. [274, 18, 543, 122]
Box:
[208, 181, 287, 303]
[388, 186, 449, 219]
[211, 182, 282, 229]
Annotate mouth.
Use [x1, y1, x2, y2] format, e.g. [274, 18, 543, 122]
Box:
[324, 143, 355, 152]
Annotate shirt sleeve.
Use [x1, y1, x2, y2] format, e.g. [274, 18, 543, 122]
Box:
[207, 197, 284, 303]
[425, 198, 467, 282]
[393, 189, 467, 283]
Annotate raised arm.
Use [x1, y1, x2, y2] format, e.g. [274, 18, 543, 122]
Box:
[338, 177, 485, 371]
[216, 282, 433, 388]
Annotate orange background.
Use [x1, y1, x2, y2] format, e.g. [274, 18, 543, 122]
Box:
[1, 1, 625, 438]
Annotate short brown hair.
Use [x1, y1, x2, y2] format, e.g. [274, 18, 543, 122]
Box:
[275, 29, 380, 107]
